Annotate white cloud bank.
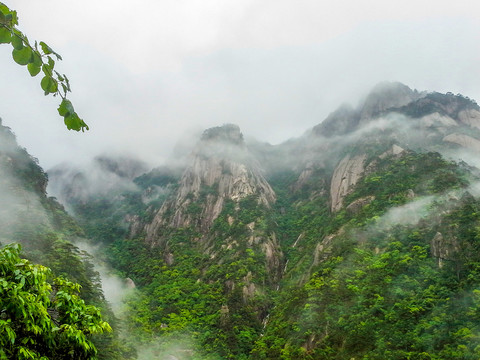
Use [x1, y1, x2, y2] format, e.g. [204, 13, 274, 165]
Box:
[0, 0, 478, 169]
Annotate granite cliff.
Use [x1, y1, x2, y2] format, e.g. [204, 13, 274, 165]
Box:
[141, 124, 276, 246]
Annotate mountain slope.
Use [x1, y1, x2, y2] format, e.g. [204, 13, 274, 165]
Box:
[0, 119, 135, 359]
[48, 83, 480, 359]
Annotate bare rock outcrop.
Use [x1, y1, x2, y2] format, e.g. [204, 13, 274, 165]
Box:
[430, 232, 460, 268]
[420, 112, 457, 128]
[359, 82, 422, 122]
[330, 154, 367, 212]
[346, 195, 375, 214]
[142, 124, 276, 245]
[313, 228, 345, 266]
[443, 133, 480, 152]
[292, 165, 314, 192]
[261, 233, 284, 283]
[379, 144, 405, 159]
[457, 109, 480, 129]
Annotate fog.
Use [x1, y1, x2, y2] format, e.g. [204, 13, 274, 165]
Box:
[0, 1, 478, 170]
[47, 154, 148, 206]
[0, 168, 50, 244]
[74, 240, 135, 314]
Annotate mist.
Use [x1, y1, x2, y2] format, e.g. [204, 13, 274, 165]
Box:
[73, 240, 135, 314]
[0, 1, 478, 170]
[47, 154, 149, 206]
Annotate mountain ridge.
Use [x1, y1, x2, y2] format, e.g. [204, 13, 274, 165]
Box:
[41, 82, 480, 359]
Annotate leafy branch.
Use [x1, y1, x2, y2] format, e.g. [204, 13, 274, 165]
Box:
[0, 2, 88, 131]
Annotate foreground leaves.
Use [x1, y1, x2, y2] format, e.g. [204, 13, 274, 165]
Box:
[0, 243, 111, 359]
[0, 2, 87, 131]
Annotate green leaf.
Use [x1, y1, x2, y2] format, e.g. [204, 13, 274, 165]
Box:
[64, 112, 81, 131]
[0, 4, 10, 16]
[64, 75, 71, 92]
[55, 71, 64, 82]
[58, 99, 74, 117]
[39, 41, 62, 60]
[40, 76, 58, 94]
[41, 56, 55, 74]
[31, 51, 42, 67]
[39, 41, 52, 55]
[0, 5, 17, 26]
[8, 10, 17, 26]
[0, 27, 10, 43]
[47, 56, 55, 69]
[12, 46, 32, 66]
[11, 33, 23, 50]
[27, 62, 41, 76]
[64, 112, 88, 131]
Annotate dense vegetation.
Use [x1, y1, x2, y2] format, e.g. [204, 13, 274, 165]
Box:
[64, 142, 480, 359]
[4, 82, 480, 359]
[0, 244, 111, 359]
[253, 152, 480, 359]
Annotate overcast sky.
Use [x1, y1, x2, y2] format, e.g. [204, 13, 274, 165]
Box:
[1, 0, 479, 169]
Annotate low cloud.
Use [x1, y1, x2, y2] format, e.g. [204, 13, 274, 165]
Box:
[374, 196, 436, 230]
[74, 241, 135, 314]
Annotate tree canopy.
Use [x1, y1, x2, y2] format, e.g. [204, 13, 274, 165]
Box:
[0, 243, 111, 359]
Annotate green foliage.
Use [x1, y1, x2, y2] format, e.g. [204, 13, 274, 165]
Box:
[251, 180, 480, 359]
[0, 2, 87, 131]
[0, 243, 111, 359]
[53, 140, 480, 359]
[342, 151, 470, 228]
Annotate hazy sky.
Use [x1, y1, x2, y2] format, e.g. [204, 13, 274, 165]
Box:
[1, 0, 479, 169]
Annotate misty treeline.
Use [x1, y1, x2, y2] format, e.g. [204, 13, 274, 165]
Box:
[4, 83, 480, 359]
[0, 120, 136, 359]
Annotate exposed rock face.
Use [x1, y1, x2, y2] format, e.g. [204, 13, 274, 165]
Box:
[406, 189, 415, 199]
[379, 144, 405, 159]
[346, 195, 375, 214]
[330, 154, 367, 212]
[313, 228, 345, 266]
[359, 82, 422, 122]
[261, 233, 284, 283]
[143, 124, 276, 244]
[457, 109, 480, 130]
[420, 112, 457, 129]
[430, 232, 459, 268]
[443, 133, 480, 152]
[293, 165, 314, 192]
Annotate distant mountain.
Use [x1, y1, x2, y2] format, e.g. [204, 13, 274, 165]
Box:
[47, 83, 480, 359]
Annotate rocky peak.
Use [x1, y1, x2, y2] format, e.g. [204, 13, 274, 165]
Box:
[142, 124, 276, 245]
[358, 82, 422, 121]
[311, 82, 422, 138]
[200, 123, 244, 145]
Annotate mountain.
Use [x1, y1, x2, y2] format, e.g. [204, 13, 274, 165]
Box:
[46, 83, 480, 359]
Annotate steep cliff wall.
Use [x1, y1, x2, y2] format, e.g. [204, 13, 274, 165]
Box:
[330, 154, 367, 212]
[142, 124, 276, 244]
